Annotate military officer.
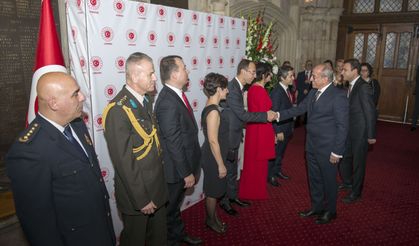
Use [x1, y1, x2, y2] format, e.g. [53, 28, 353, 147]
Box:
[6, 72, 116, 246]
[103, 52, 168, 246]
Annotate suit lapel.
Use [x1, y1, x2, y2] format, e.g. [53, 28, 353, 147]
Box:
[71, 121, 94, 163]
[163, 86, 198, 129]
[38, 116, 88, 162]
[349, 77, 363, 101]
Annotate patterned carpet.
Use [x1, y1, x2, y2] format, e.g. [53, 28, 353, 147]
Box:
[181, 121, 419, 245]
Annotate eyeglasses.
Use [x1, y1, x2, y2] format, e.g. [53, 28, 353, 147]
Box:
[246, 70, 256, 75]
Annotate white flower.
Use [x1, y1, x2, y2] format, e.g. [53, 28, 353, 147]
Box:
[272, 65, 278, 74]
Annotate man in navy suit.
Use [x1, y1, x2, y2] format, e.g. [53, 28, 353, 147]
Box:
[219, 59, 277, 216]
[339, 58, 376, 204]
[268, 65, 295, 186]
[279, 64, 349, 224]
[295, 60, 313, 126]
[155, 55, 202, 245]
[6, 72, 115, 246]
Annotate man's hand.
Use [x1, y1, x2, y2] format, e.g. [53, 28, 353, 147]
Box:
[329, 154, 340, 165]
[368, 139, 376, 144]
[141, 201, 157, 215]
[184, 174, 195, 188]
[276, 132, 284, 141]
[303, 89, 308, 95]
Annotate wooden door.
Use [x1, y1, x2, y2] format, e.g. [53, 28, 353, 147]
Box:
[378, 24, 418, 122]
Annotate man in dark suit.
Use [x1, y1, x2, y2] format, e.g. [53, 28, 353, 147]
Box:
[6, 72, 115, 246]
[268, 65, 295, 186]
[103, 52, 168, 246]
[295, 60, 313, 126]
[340, 58, 377, 204]
[279, 64, 349, 224]
[219, 59, 277, 216]
[155, 55, 202, 246]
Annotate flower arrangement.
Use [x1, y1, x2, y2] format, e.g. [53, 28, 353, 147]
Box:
[244, 10, 279, 91]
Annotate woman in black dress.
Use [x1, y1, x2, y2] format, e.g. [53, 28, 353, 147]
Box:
[200, 73, 229, 234]
[361, 62, 381, 119]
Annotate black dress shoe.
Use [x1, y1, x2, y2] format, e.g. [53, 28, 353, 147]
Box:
[278, 172, 289, 180]
[229, 198, 250, 207]
[338, 183, 352, 191]
[181, 235, 203, 245]
[411, 127, 417, 131]
[298, 209, 323, 218]
[342, 193, 361, 204]
[315, 211, 337, 224]
[219, 203, 238, 216]
[268, 177, 280, 187]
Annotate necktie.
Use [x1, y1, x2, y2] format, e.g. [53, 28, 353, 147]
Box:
[348, 84, 353, 98]
[63, 125, 87, 157]
[182, 92, 193, 114]
[314, 90, 321, 101]
[143, 96, 148, 108]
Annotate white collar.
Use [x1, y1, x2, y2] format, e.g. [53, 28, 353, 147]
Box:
[126, 84, 145, 106]
[317, 82, 333, 94]
[38, 112, 65, 132]
[279, 82, 289, 92]
[235, 77, 244, 91]
[350, 75, 361, 87]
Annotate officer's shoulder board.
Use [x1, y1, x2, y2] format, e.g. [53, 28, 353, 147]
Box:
[18, 122, 41, 144]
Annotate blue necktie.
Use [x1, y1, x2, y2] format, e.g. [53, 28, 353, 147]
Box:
[63, 125, 87, 158]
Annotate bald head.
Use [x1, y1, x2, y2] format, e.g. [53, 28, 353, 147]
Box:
[37, 72, 85, 126]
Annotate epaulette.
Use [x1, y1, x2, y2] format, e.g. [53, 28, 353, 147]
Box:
[18, 123, 41, 143]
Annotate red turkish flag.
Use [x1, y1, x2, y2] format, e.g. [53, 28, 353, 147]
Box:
[27, 0, 66, 125]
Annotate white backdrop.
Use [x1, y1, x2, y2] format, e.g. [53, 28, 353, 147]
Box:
[66, 0, 246, 235]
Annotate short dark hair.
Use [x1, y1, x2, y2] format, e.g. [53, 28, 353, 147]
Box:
[160, 55, 182, 83]
[323, 59, 334, 70]
[125, 52, 152, 80]
[237, 59, 253, 75]
[203, 73, 228, 97]
[255, 62, 273, 81]
[361, 62, 373, 77]
[282, 60, 291, 66]
[344, 58, 361, 74]
[278, 65, 294, 81]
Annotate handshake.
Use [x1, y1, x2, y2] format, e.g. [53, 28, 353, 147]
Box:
[267, 110, 279, 122]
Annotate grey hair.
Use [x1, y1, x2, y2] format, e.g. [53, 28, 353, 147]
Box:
[320, 65, 334, 83]
[125, 52, 153, 80]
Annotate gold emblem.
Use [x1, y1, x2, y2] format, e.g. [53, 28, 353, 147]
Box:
[85, 134, 93, 145]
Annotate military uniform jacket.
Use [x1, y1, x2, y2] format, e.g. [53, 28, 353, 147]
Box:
[6, 116, 116, 246]
[103, 86, 168, 215]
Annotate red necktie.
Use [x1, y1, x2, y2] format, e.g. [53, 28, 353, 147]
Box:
[182, 92, 193, 114]
[286, 88, 293, 103]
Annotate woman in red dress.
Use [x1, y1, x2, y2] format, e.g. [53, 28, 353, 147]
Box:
[239, 62, 276, 200]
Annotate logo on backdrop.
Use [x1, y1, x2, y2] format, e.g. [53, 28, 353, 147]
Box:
[83, 113, 89, 124]
[186, 80, 191, 91]
[94, 114, 103, 130]
[148, 31, 157, 46]
[126, 29, 137, 45]
[219, 17, 225, 27]
[206, 14, 212, 26]
[191, 57, 198, 70]
[137, 3, 147, 18]
[192, 99, 199, 112]
[88, 0, 100, 12]
[113, 0, 125, 15]
[199, 35, 206, 48]
[90, 56, 103, 73]
[219, 56, 224, 68]
[199, 78, 204, 90]
[157, 6, 166, 21]
[242, 20, 246, 30]
[115, 56, 125, 72]
[104, 85, 117, 99]
[79, 56, 86, 72]
[76, 0, 83, 12]
[231, 18, 236, 29]
[236, 38, 241, 49]
[175, 9, 184, 23]
[101, 27, 114, 44]
[184, 33, 191, 47]
[167, 32, 175, 47]
[230, 56, 235, 67]
[212, 35, 219, 48]
[71, 26, 77, 42]
[191, 12, 199, 25]
[224, 36, 230, 49]
[206, 56, 212, 69]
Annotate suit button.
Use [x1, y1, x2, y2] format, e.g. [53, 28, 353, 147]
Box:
[71, 228, 75, 231]
[104, 195, 108, 199]
[91, 164, 94, 168]
[107, 212, 111, 217]
[99, 178, 103, 182]
[73, 170, 77, 174]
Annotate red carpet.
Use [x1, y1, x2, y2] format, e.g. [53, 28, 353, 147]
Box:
[181, 121, 419, 245]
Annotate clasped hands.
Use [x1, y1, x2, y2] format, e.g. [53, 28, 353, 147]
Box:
[267, 110, 279, 122]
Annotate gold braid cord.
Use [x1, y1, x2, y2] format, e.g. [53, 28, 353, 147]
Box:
[102, 103, 160, 160]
